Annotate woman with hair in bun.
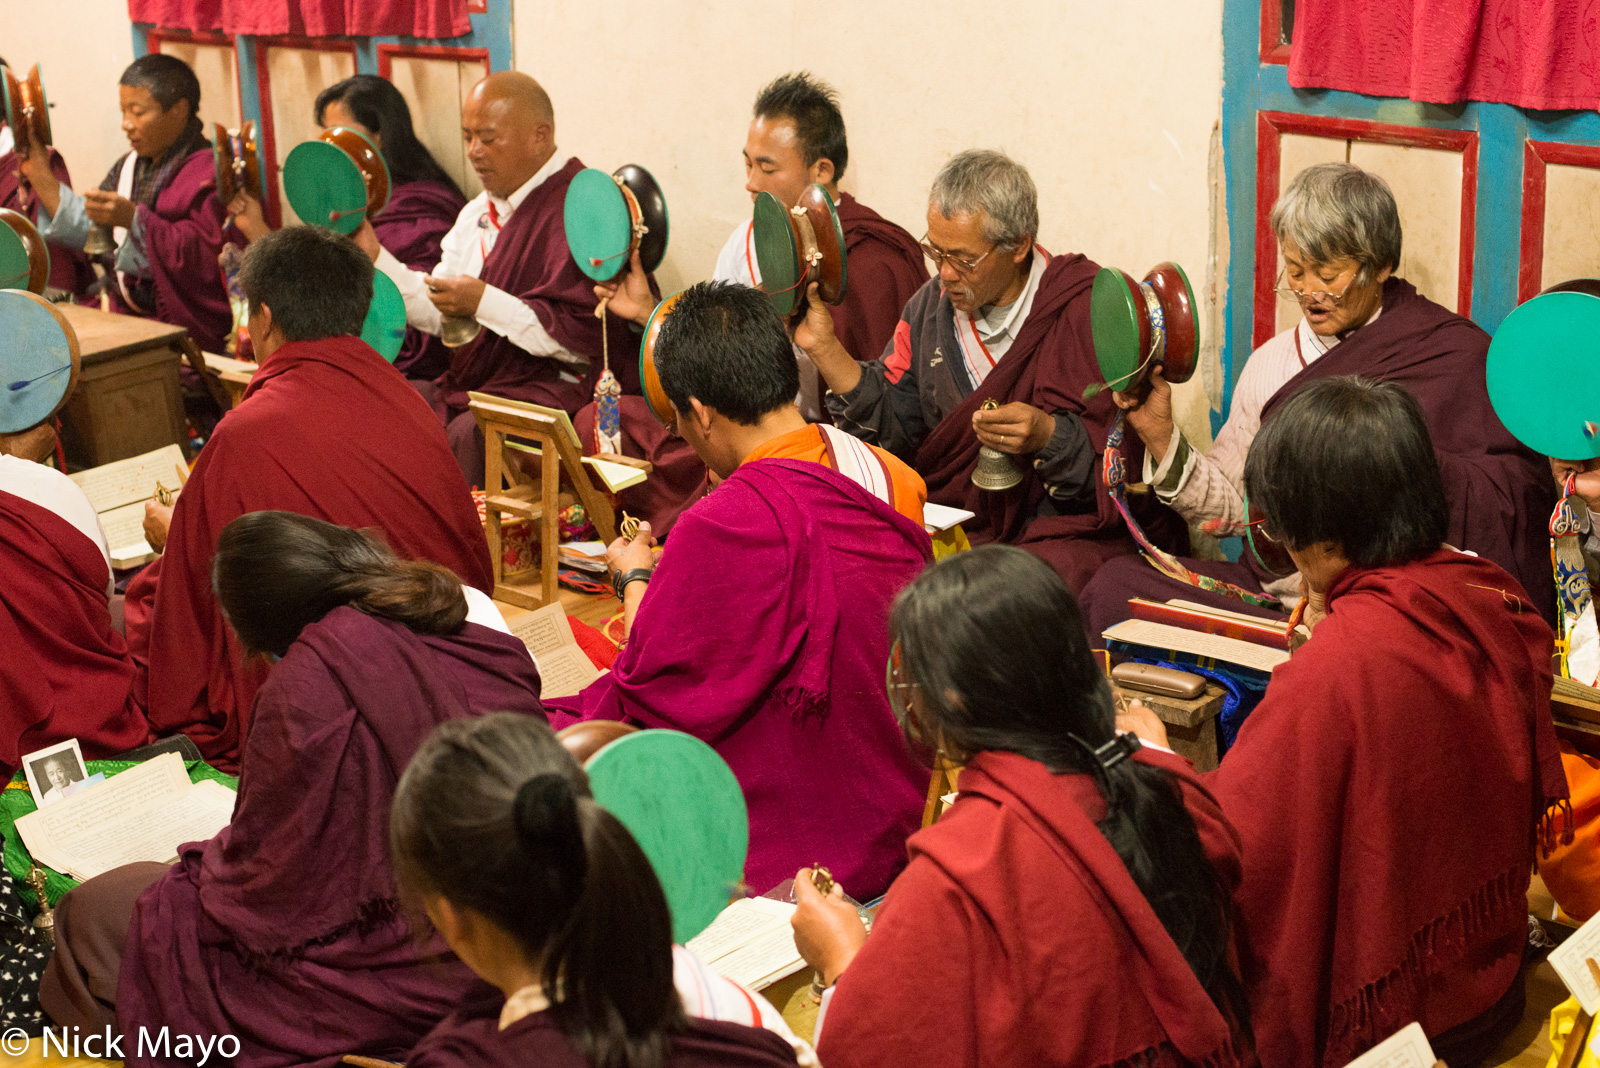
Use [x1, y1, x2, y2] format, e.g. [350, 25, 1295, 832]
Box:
[391, 712, 804, 1068]
[41, 511, 546, 1066]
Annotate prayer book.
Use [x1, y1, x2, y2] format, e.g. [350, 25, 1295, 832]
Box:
[923, 502, 975, 534]
[1102, 618, 1289, 681]
[557, 540, 608, 574]
[1127, 598, 1294, 651]
[13, 753, 235, 883]
[684, 897, 806, 991]
[67, 443, 188, 569]
[1552, 905, 1600, 1013]
[502, 440, 650, 495]
[1341, 1022, 1436, 1068]
[506, 601, 604, 699]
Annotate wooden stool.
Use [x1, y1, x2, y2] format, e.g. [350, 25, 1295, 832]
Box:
[1135, 684, 1227, 771]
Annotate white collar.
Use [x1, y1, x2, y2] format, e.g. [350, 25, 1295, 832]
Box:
[498, 983, 550, 1030]
[0, 125, 13, 158]
[975, 247, 1048, 342]
[486, 152, 568, 221]
[1296, 301, 1383, 357]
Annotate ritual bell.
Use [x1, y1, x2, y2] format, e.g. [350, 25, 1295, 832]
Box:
[83, 223, 116, 256]
[440, 314, 482, 348]
[970, 400, 1024, 492]
[26, 867, 53, 944]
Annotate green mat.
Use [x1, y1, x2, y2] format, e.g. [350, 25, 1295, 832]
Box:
[1, 759, 238, 907]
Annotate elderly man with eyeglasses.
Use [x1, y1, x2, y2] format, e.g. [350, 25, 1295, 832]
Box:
[796, 149, 1187, 591]
[1078, 161, 1554, 636]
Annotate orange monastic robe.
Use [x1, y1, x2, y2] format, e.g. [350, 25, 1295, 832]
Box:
[744, 423, 926, 527]
[1543, 744, 1600, 921]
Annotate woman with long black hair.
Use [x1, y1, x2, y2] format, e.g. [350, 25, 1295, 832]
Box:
[791, 545, 1253, 1068]
[390, 712, 804, 1068]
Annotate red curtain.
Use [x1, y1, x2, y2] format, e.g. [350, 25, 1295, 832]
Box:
[1288, 0, 1600, 111]
[127, 0, 472, 40]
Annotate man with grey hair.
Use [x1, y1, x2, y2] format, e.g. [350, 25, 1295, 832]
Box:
[1079, 161, 1553, 632]
[797, 149, 1186, 591]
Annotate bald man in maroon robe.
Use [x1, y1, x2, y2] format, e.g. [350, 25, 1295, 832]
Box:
[361, 71, 641, 490]
[26, 54, 240, 354]
[127, 227, 491, 772]
[800, 150, 1184, 592]
[587, 72, 928, 533]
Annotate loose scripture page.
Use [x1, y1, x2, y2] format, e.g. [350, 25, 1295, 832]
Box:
[1552, 908, 1600, 1014]
[684, 898, 804, 990]
[14, 754, 234, 882]
[508, 602, 601, 699]
[1102, 619, 1290, 673]
[99, 500, 156, 568]
[1342, 1023, 1435, 1068]
[68, 444, 186, 512]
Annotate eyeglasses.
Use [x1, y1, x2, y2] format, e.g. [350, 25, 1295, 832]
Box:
[1242, 515, 1282, 544]
[920, 235, 995, 277]
[1273, 269, 1354, 308]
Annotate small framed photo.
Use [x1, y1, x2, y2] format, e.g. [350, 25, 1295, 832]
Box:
[22, 740, 91, 808]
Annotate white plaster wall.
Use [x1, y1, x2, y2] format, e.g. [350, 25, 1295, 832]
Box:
[515, 0, 1226, 439]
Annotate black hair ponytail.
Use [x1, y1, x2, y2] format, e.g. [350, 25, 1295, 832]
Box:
[391, 714, 684, 1068]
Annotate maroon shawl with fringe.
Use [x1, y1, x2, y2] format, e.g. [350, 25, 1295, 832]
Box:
[831, 193, 928, 365]
[912, 254, 1185, 591]
[1210, 548, 1565, 1067]
[818, 748, 1249, 1068]
[375, 178, 466, 381]
[1260, 276, 1555, 619]
[545, 458, 932, 898]
[117, 607, 546, 1068]
[442, 156, 641, 416]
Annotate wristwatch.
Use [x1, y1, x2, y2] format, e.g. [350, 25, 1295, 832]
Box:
[612, 567, 654, 600]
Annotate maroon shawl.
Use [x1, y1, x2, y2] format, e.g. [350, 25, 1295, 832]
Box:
[913, 254, 1185, 591]
[545, 458, 932, 898]
[831, 193, 929, 364]
[1209, 549, 1565, 1067]
[443, 157, 640, 416]
[1260, 277, 1555, 619]
[410, 988, 798, 1068]
[819, 748, 1247, 1068]
[0, 146, 96, 295]
[0, 490, 145, 774]
[374, 178, 465, 381]
[123, 334, 493, 771]
[109, 148, 238, 355]
[117, 607, 545, 1068]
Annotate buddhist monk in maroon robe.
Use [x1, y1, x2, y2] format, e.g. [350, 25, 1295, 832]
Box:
[802, 150, 1184, 593]
[364, 71, 643, 490]
[26, 54, 241, 354]
[125, 227, 491, 772]
[0, 463, 146, 776]
[1, 87, 96, 296]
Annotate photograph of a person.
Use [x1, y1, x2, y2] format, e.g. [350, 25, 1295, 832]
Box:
[22, 740, 90, 808]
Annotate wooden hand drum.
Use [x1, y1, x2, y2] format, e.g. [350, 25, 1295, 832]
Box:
[0, 209, 51, 294]
[360, 269, 407, 363]
[0, 288, 80, 435]
[584, 730, 748, 944]
[213, 121, 263, 205]
[638, 290, 683, 425]
[2, 64, 51, 157]
[1488, 287, 1600, 461]
[1091, 261, 1198, 394]
[751, 183, 847, 318]
[564, 164, 669, 282]
[282, 126, 390, 235]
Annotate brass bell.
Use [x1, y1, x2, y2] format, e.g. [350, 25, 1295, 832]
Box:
[970, 399, 1024, 492]
[25, 867, 54, 944]
[83, 223, 116, 256]
[440, 314, 482, 348]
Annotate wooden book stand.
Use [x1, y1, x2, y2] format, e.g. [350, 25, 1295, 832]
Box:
[470, 394, 617, 609]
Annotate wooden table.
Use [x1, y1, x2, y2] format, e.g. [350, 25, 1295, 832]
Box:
[1137, 684, 1227, 771]
[54, 303, 189, 468]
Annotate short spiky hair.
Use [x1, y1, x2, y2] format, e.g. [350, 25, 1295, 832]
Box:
[120, 53, 201, 117]
[753, 72, 848, 181]
[655, 281, 799, 425]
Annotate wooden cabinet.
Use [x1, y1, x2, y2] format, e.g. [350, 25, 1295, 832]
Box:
[54, 304, 189, 469]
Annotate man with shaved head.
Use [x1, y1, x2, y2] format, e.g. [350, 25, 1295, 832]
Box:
[360, 70, 644, 488]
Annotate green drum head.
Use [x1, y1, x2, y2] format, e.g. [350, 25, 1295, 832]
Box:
[752, 191, 800, 317]
[1488, 291, 1600, 461]
[564, 168, 632, 282]
[586, 730, 748, 944]
[0, 291, 76, 433]
[0, 224, 30, 291]
[361, 269, 407, 362]
[283, 140, 368, 234]
[1, 71, 17, 141]
[1091, 267, 1143, 391]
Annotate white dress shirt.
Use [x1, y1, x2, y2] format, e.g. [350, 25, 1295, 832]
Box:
[376, 153, 585, 380]
[713, 219, 758, 286]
